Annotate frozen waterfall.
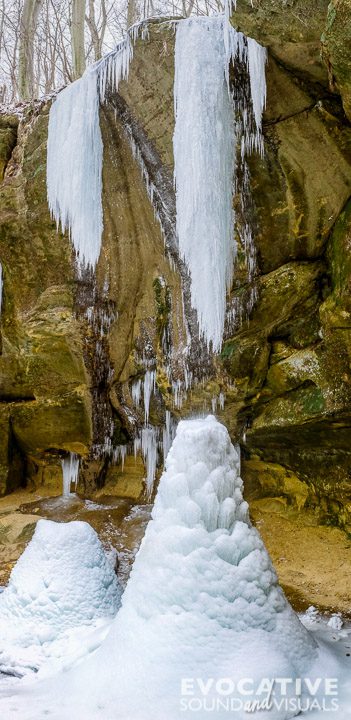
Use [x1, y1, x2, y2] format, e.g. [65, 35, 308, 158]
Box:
[46, 23, 146, 270]
[174, 17, 236, 354]
[47, 15, 266, 351]
[174, 16, 267, 352]
[47, 68, 103, 269]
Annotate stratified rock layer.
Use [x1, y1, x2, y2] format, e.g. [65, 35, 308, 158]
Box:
[0, 15, 351, 543]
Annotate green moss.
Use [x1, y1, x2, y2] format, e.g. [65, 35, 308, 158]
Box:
[302, 386, 326, 415]
[153, 276, 172, 351]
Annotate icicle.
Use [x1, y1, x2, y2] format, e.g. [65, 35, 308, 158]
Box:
[174, 16, 236, 354]
[47, 68, 103, 270]
[141, 426, 158, 498]
[61, 452, 79, 497]
[113, 445, 127, 471]
[143, 370, 156, 425]
[247, 37, 267, 138]
[131, 379, 142, 407]
[174, 16, 267, 350]
[47, 22, 146, 272]
[219, 392, 225, 410]
[134, 437, 141, 459]
[162, 410, 177, 460]
[211, 397, 218, 414]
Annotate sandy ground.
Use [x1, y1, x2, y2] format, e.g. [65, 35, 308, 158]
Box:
[251, 499, 351, 616]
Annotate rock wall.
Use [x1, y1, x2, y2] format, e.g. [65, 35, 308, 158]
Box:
[0, 11, 351, 537]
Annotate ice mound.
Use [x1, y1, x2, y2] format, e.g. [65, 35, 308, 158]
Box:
[41, 416, 317, 720]
[0, 519, 120, 676]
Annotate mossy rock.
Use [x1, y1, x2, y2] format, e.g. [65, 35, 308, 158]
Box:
[11, 390, 91, 458]
[0, 115, 18, 180]
[321, 0, 351, 121]
[231, 0, 330, 85]
[95, 454, 145, 501]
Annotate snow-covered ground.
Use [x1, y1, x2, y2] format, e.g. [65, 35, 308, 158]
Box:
[0, 417, 350, 719]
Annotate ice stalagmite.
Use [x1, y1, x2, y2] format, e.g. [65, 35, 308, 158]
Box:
[39, 417, 317, 720]
[0, 519, 120, 677]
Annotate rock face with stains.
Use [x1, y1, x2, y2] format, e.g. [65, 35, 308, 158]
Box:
[0, 14, 351, 539]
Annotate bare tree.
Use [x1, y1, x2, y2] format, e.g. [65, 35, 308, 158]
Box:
[18, 0, 43, 99]
[86, 0, 107, 61]
[0, 0, 224, 105]
[71, 0, 86, 78]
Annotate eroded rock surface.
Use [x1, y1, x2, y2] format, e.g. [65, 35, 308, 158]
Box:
[0, 17, 351, 609]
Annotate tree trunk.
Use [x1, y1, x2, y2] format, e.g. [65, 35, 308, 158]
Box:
[71, 0, 86, 80]
[127, 0, 138, 29]
[18, 0, 43, 100]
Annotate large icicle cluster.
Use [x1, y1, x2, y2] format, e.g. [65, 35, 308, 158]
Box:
[47, 68, 103, 269]
[46, 22, 147, 270]
[46, 15, 267, 498]
[174, 16, 266, 352]
[174, 17, 236, 354]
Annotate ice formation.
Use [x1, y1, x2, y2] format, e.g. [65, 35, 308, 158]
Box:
[127, 369, 177, 497]
[143, 369, 156, 424]
[0, 519, 120, 676]
[174, 16, 266, 352]
[2, 419, 350, 720]
[27, 417, 317, 720]
[47, 67, 103, 269]
[174, 17, 236, 353]
[61, 452, 79, 496]
[141, 426, 158, 497]
[47, 14, 266, 352]
[47, 23, 146, 270]
[247, 37, 267, 134]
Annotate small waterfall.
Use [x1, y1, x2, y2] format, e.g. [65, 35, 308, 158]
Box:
[61, 453, 80, 497]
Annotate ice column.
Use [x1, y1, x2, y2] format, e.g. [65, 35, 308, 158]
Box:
[47, 24, 144, 270]
[47, 68, 103, 269]
[174, 16, 236, 353]
[61, 453, 80, 497]
[174, 16, 267, 352]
